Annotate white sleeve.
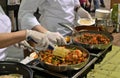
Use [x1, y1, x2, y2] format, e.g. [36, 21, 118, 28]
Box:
[18, 0, 45, 30]
[0, 6, 5, 15]
[74, 0, 80, 7]
[0, 6, 11, 33]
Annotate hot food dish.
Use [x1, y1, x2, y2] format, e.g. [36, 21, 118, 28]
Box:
[74, 33, 110, 45]
[0, 74, 23, 78]
[38, 46, 88, 66]
[30, 45, 90, 72]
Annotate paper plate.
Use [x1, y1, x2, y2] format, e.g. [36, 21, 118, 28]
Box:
[77, 18, 95, 26]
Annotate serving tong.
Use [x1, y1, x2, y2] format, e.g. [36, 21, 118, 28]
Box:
[19, 41, 42, 62]
[20, 41, 55, 65]
[58, 23, 77, 35]
[20, 40, 69, 57]
[20, 41, 56, 54]
[58, 23, 89, 34]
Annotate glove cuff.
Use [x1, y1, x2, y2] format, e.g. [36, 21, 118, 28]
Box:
[26, 30, 38, 43]
[44, 31, 51, 34]
[26, 30, 31, 39]
[26, 30, 34, 41]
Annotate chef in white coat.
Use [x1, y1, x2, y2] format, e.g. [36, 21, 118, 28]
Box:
[18, 0, 92, 45]
[0, 6, 51, 60]
[0, 6, 11, 60]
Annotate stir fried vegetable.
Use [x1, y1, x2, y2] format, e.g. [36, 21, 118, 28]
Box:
[74, 33, 110, 44]
[0, 74, 23, 78]
[39, 46, 88, 66]
[53, 46, 70, 57]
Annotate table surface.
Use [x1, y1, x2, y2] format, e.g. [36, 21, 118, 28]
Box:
[87, 32, 120, 78]
[112, 32, 120, 46]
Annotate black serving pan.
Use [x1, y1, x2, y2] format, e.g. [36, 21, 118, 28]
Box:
[0, 61, 33, 78]
[74, 25, 102, 31]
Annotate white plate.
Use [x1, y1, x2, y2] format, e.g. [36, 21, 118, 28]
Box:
[77, 18, 95, 26]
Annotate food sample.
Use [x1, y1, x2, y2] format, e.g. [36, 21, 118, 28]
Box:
[65, 36, 71, 43]
[0, 74, 23, 78]
[74, 33, 110, 44]
[39, 46, 88, 66]
[79, 19, 91, 24]
[78, 18, 95, 26]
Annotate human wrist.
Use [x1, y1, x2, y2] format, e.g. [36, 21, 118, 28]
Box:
[44, 31, 51, 34]
[26, 30, 30, 38]
[26, 30, 33, 40]
[26, 30, 38, 43]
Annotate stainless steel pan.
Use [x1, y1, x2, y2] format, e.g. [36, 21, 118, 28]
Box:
[58, 23, 113, 50]
[28, 44, 90, 72]
[72, 30, 113, 50]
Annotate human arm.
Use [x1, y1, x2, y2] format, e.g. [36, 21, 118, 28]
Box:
[0, 30, 26, 48]
[77, 7, 92, 19]
[18, 0, 47, 33]
[74, 0, 81, 12]
[18, 0, 66, 45]
[73, 0, 92, 19]
[86, 0, 90, 7]
[0, 30, 50, 49]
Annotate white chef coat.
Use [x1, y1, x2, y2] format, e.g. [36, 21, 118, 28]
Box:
[0, 6, 11, 61]
[18, 0, 80, 36]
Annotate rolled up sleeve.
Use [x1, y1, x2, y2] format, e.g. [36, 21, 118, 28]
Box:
[18, 0, 44, 30]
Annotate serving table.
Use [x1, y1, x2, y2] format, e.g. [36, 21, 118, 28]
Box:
[22, 25, 116, 78]
[86, 32, 120, 78]
[24, 31, 120, 78]
[87, 45, 120, 78]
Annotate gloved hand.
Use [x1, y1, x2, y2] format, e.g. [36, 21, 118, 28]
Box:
[26, 30, 50, 50]
[45, 31, 67, 45]
[77, 7, 92, 20]
[14, 40, 30, 49]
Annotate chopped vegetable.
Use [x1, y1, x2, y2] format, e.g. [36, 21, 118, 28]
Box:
[39, 46, 88, 66]
[75, 33, 110, 44]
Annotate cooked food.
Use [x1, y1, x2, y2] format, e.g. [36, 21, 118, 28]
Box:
[78, 19, 95, 26]
[39, 46, 88, 66]
[53, 46, 70, 57]
[74, 33, 110, 44]
[79, 19, 92, 24]
[0, 74, 23, 78]
[65, 36, 71, 43]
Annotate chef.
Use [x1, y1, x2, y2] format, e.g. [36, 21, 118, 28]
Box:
[0, 6, 50, 61]
[18, 0, 92, 45]
[0, 6, 11, 60]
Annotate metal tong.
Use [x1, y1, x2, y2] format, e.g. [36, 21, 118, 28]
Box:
[19, 41, 40, 54]
[58, 23, 79, 35]
[20, 40, 55, 53]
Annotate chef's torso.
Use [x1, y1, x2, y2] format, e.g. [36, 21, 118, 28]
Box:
[39, 0, 76, 35]
[19, 0, 80, 35]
